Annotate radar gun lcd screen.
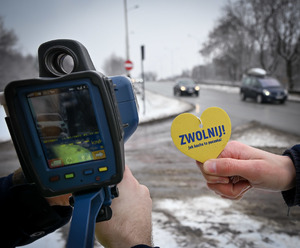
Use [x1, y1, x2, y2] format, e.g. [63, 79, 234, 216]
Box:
[27, 84, 107, 169]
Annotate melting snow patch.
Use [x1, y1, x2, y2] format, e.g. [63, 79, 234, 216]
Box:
[235, 130, 299, 147]
[152, 196, 300, 248]
[137, 91, 192, 124]
[0, 106, 11, 142]
[232, 121, 300, 148]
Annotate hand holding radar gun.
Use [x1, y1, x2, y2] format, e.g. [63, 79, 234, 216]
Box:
[0, 39, 139, 248]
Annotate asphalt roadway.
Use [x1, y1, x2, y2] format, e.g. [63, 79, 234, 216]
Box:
[145, 82, 300, 136]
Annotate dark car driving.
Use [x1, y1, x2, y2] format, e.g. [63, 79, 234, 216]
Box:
[173, 78, 200, 97]
[240, 69, 288, 104]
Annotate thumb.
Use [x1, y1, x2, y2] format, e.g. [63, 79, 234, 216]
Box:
[203, 158, 257, 180]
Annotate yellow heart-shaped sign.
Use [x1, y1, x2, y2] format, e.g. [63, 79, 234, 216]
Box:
[171, 107, 231, 163]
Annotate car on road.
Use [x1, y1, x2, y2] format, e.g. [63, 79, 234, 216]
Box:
[173, 78, 200, 97]
[240, 68, 288, 104]
[36, 113, 69, 139]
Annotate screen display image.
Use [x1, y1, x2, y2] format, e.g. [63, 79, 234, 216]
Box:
[27, 84, 106, 168]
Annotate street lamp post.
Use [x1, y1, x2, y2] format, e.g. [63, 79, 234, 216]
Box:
[124, 0, 129, 62]
[123, 0, 139, 77]
[124, 0, 131, 77]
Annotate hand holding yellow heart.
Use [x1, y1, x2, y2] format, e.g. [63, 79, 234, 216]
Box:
[171, 107, 231, 163]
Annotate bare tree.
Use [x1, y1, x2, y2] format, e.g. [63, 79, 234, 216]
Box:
[143, 71, 157, 81]
[199, 0, 300, 89]
[229, 0, 300, 89]
[200, 4, 255, 81]
[0, 17, 38, 90]
[0, 18, 17, 53]
[102, 54, 126, 76]
[269, 0, 300, 89]
[0, 17, 17, 89]
[224, 0, 279, 73]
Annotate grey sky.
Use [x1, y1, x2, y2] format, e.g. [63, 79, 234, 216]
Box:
[0, 0, 224, 78]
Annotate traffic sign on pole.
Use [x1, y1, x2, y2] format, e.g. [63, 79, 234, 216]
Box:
[141, 45, 145, 114]
[124, 60, 133, 71]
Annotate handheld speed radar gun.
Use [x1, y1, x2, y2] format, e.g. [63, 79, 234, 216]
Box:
[0, 39, 139, 248]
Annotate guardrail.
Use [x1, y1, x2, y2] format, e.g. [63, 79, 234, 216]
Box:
[197, 79, 300, 93]
[196, 79, 240, 87]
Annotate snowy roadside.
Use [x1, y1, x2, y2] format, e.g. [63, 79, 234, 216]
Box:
[137, 90, 193, 124]
[152, 196, 300, 248]
[0, 105, 10, 142]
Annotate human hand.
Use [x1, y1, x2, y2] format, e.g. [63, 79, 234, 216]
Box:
[13, 167, 72, 206]
[197, 141, 296, 200]
[95, 165, 153, 248]
[46, 194, 72, 206]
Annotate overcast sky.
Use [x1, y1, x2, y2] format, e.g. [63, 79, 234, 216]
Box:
[0, 0, 225, 79]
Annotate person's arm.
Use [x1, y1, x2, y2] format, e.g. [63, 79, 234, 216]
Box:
[95, 165, 154, 248]
[281, 144, 300, 206]
[197, 141, 296, 200]
[0, 168, 72, 247]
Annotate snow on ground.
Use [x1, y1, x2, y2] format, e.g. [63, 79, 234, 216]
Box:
[0, 105, 10, 142]
[199, 84, 240, 94]
[231, 121, 300, 148]
[152, 196, 300, 248]
[235, 127, 300, 147]
[137, 90, 192, 124]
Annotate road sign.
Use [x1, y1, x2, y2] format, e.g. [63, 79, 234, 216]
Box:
[124, 60, 133, 71]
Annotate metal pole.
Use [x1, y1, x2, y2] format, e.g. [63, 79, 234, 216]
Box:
[141, 45, 145, 114]
[124, 0, 130, 77]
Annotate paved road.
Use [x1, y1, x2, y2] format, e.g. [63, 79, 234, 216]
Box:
[145, 82, 300, 136]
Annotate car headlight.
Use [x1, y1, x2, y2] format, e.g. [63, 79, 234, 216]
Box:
[180, 86, 186, 91]
[263, 89, 270, 96]
[195, 86, 200, 91]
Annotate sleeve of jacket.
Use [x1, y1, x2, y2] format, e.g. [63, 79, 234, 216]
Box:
[0, 174, 72, 247]
[131, 245, 160, 248]
[282, 144, 300, 207]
